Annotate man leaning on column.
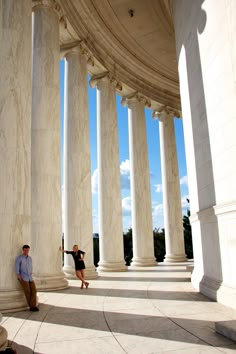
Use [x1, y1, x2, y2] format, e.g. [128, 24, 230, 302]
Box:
[15, 245, 39, 312]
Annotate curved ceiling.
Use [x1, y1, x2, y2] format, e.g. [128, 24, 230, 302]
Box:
[59, 0, 181, 111]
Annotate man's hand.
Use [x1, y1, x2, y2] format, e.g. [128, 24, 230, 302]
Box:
[17, 274, 22, 281]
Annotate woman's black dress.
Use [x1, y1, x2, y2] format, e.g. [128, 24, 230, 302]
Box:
[66, 250, 85, 270]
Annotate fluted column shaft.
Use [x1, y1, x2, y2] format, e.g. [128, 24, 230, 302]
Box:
[0, 0, 32, 312]
[63, 47, 96, 279]
[122, 94, 157, 267]
[154, 109, 187, 262]
[31, 1, 68, 290]
[90, 74, 127, 272]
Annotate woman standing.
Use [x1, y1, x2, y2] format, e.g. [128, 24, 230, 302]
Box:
[59, 245, 89, 289]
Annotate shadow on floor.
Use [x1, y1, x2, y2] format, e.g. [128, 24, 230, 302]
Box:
[6, 342, 41, 354]
[5, 302, 234, 349]
[38, 285, 212, 302]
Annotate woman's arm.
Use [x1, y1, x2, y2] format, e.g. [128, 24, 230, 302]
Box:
[79, 251, 85, 260]
[59, 246, 67, 253]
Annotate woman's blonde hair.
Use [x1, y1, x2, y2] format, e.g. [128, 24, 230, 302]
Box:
[73, 244, 78, 249]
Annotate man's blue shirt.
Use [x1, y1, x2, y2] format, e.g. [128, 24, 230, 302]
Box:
[15, 255, 33, 281]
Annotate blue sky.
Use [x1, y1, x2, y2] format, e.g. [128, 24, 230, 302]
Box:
[60, 60, 189, 233]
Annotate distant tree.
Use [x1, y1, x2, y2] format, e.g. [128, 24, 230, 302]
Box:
[153, 228, 166, 262]
[123, 228, 133, 265]
[123, 227, 166, 264]
[93, 237, 99, 267]
[183, 198, 193, 259]
[61, 234, 65, 265]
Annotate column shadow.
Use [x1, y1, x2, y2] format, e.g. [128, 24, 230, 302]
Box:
[39, 284, 212, 302]
[6, 303, 235, 352]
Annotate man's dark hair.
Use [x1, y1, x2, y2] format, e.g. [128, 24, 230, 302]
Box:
[22, 245, 30, 249]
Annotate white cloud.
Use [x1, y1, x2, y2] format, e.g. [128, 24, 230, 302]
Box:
[120, 159, 130, 189]
[152, 202, 164, 216]
[180, 175, 188, 186]
[91, 160, 131, 193]
[181, 195, 190, 209]
[152, 202, 164, 229]
[154, 176, 188, 194]
[154, 183, 162, 193]
[120, 159, 130, 175]
[91, 168, 98, 193]
[121, 196, 132, 231]
[122, 196, 132, 215]
[92, 208, 99, 233]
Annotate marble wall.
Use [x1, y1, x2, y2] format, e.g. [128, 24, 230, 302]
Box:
[173, 0, 236, 308]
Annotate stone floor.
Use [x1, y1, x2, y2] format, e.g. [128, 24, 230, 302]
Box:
[1, 262, 236, 354]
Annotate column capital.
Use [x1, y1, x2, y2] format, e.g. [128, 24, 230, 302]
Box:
[32, 0, 67, 28]
[89, 72, 122, 91]
[121, 92, 151, 108]
[61, 40, 94, 66]
[152, 105, 181, 121]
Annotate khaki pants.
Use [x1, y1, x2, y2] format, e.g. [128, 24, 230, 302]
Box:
[20, 280, 37, 308]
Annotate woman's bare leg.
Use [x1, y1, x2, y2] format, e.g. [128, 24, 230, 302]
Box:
[75, 270, 86, 288]
[81, 270, 89, 288]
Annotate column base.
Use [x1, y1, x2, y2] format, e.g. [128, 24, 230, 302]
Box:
[63, 266, 77, 279]
[164, 254, 188, 263]
[0, 290, 28, 313]
[34, 272, 69, 291]
[63, 265, 98, 279]
[130, 257, 157, 267]
[0, 314, 8, 351]
[85, 266, 98, 279]
[192, 271, 236, 310]
[97, 261, 127, 272]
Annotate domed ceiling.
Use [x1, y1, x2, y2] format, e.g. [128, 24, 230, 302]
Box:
[59, 0, 181, 111]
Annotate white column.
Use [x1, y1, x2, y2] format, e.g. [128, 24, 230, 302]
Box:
[0, 314, 7, 351]
[121, 94, 157, 267]
[31, 0, 68, 290]
[0, 0, 32, 311]
[173, 0, 236, 308]
[153, 108, 187, 262]
[63, 45, 97, 279]
[90, 73, 127, 272]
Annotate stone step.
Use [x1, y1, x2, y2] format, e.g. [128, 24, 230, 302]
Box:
[215, 320, 236, 342]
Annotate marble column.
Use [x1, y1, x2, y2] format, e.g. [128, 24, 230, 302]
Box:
[121, 94, 157, 267]
[90, 73, 127, 272]
[172, 0, 236, 308]
[0, 0, 32, 311]
[63, 45, 97, 279]
[31, 0, 68, 290]
[0, 313, 7, 351]
[153, 108, 187, 262]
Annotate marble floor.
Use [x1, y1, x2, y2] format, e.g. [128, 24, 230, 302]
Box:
[1, 262, 236, 354]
